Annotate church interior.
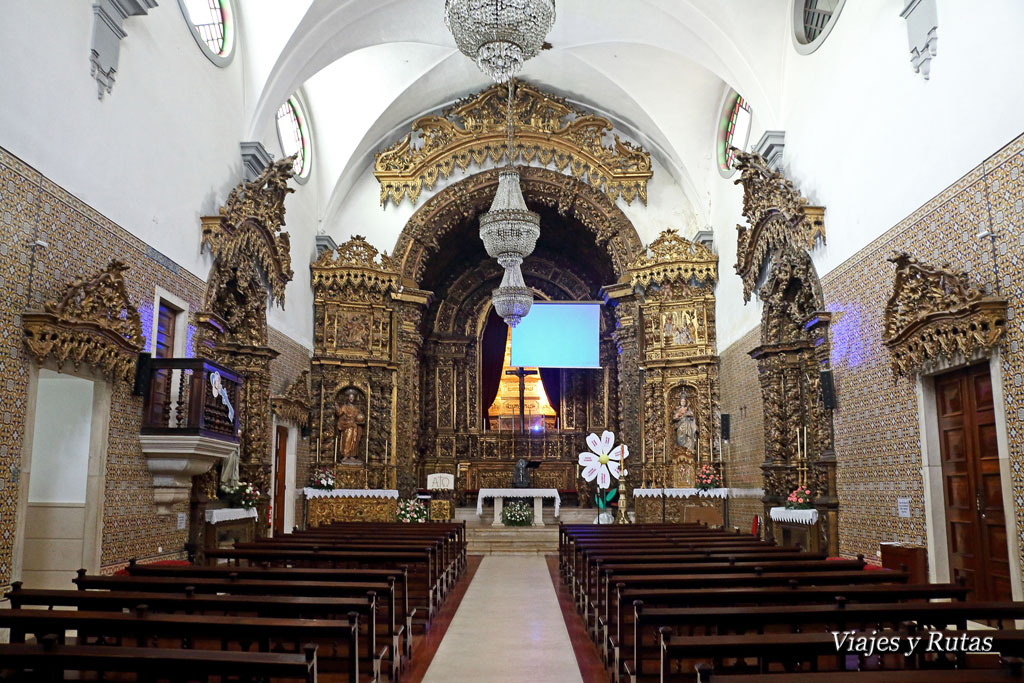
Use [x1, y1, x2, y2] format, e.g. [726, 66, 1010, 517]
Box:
[3, 0, 1024, 680]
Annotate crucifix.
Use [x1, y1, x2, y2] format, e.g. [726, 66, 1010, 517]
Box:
[505, 366, 537, 433]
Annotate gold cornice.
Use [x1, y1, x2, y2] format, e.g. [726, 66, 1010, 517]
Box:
[732, 150, 826, 302]
[312, 235, 400, 294]
[628, 228, 718, 288]
[271, 369, 311, 428]
[22, 260, 144, 383]
[883, 253, 1007, 376]
[201, 156, 297, 305]
[374, 80, 653, 207]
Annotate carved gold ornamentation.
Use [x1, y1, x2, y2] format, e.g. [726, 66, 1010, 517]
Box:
[271, 370, 311, 428]
[375, 81, 653, 207]
[883, 252, 1007, 376]
[307, 497, 398, 527]
[629, 229, 718, 289]
[201, 155, 297, 305]
[22, 259, 144, 383]
[732, 150, 826, 302]
[429, 499, 452, 521]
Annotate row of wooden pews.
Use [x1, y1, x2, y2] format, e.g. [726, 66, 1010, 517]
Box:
[558, 522, 1024, 682]
[0, 520, 466, 682]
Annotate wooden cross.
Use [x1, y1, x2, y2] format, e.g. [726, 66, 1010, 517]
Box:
[505, 366, 538, 434]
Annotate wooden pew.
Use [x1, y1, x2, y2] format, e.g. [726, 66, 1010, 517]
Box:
[0, 636, 319, 682]
[0, 608, 361, 681]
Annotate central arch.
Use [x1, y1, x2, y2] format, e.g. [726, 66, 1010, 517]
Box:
[393, 167, 643, 500]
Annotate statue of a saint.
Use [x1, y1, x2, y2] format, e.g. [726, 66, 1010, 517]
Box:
[673, 394, 697, 452]
[335, 389, 366, 465]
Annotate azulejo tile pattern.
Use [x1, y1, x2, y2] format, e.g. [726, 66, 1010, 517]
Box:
[723, 132, 1024, 569]
[0, 146, 312, 587]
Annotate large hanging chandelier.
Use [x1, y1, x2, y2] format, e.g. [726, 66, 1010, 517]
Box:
[479, 81, 538, 327]
[444, 0, 556, 83]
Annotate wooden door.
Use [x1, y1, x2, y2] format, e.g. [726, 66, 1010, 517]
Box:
[936, 363, 1011, 600]
[273, 426, 288, 535]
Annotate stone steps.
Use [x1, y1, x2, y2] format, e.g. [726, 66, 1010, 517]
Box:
[466, 527, 559, 555]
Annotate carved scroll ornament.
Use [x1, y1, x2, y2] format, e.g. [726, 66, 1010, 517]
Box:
[629, 228, 718, 289]
[201, 155, 297, 305]
[271, 370, 311, 428]
[732, 150, 826, 301]
[375, 80, 653, 207]
[883, 253, 1007, 376]
[22, 259, 144, 383]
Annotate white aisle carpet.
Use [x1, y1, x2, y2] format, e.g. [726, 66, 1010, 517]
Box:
[422, 556, 583, 682]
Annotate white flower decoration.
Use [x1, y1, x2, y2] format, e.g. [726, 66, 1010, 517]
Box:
[578, 430, 629, 489]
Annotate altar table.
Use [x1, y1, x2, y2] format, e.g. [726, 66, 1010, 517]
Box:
[302, 488, 399, 527]
[629, 488, 765, 525]
[476, 488, 561, 527]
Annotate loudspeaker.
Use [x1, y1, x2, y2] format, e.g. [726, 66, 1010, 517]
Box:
[820, 370, 836, 410]
[132, 352, 152, 397]
[721, 414, 731, 441]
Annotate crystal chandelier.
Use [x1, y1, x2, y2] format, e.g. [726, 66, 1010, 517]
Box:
[444, 0, 556, 83]
[478, 81, 539, 327]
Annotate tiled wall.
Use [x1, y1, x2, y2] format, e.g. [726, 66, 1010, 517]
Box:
[0, 146, 314, 587]
[721, 132, 1024, 570]
[719, 327, 765, 534]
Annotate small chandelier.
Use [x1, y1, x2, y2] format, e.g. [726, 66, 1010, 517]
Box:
[492, 262, 533, 328]
[444, 0, 556, 83]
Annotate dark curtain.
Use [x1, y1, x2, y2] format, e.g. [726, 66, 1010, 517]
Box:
[480, 308, 508, 425]
[539, 367, 561, 419]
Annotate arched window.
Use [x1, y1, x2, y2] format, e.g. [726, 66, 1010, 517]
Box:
[792, 0, 845, 54]
[178, 0, 236, 65]
[717, 91, 752, 176]
[276, 96, 312, 181]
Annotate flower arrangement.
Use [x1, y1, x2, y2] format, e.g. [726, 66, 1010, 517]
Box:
[502, 500, 533, 527]
[220, 481, 260, 510]
[397, 498, 428, 523]
[308, 465, 336, 490]
[695, 464, 723, 491]
[786, 486, 814, 510]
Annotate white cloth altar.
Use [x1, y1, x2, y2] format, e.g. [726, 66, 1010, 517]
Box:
[476, 488, 561, 527]
[204, 507, 257, 524]
[302, 488, 399, 499]
[769, 506, 819, 525]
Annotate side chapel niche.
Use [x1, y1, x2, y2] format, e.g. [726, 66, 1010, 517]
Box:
[194, 157, 297, 529]
[733, 150, 838, 555]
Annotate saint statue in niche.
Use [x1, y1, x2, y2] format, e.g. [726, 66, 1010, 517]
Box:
[673, 393, 697, 452]
[335, 388, 366, 465]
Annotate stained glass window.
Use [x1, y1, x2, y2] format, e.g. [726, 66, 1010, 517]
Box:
[276, 96, 312, 180]
[179, 0, 235, 63]
[719, 93, 752, 173]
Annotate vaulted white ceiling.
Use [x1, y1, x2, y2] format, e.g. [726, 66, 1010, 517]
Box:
[236, 0, 789, 232]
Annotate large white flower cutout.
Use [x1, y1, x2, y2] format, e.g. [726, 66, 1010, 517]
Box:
[578, 430, 629, 489]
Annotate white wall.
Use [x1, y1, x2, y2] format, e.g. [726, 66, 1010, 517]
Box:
[27, 371, 95, 504]
[712, 0, 1024, 349]
[0, 2, 316, 350]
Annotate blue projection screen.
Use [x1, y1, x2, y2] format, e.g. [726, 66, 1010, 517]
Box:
[510, 302, 601, 368]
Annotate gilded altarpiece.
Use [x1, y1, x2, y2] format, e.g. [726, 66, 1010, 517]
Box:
[733, 151, 838, 554]
[310, 236, 428, 497]
[619, 230, 721, 523]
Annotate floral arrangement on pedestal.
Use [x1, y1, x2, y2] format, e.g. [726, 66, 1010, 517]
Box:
[308, 465, 336, 490]
[220, 481, 260, 510]
[397, 498, 428, 523]
[502, 500, 533, 527]
[579, 431, 629, 524]
[785, 486, 814, 510]
[695, 464, 723, 491]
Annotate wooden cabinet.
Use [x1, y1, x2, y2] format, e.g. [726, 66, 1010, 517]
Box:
[880, 542, 928, 584]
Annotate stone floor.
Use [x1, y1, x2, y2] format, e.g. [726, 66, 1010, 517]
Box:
[421, 556, 583, 683]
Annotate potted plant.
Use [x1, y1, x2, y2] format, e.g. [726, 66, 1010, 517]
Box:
[308, 465, 336, 490]
[695, 464, 723, 491]
[786, 486, 814, 510]
[220, 480, 260, 510]
[397, 498, 428, 523]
